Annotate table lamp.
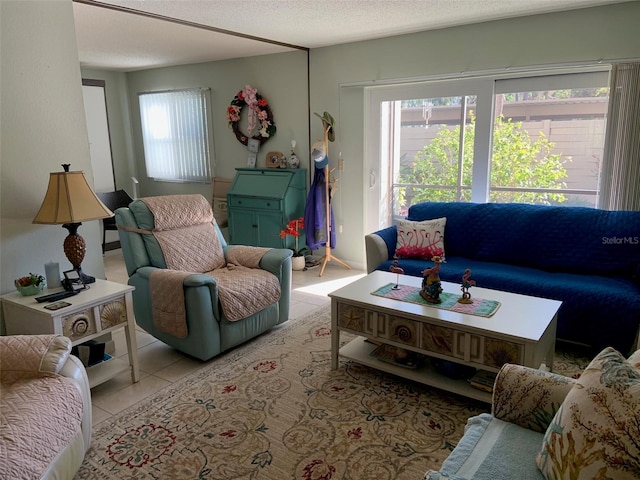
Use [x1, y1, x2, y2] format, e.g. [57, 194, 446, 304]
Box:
[33, 164, 114, 284]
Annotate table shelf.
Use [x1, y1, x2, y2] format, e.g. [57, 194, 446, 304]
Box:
[340, 336, 492, 403]
[87, 355, 131, 388]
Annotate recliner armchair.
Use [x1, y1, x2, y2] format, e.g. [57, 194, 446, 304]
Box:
[115, 194, 292, 361]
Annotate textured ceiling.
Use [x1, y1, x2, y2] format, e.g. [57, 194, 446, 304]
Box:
[73, 0, 632, 71]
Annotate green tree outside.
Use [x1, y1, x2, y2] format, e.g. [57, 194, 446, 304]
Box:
[398, 114, 568, 209]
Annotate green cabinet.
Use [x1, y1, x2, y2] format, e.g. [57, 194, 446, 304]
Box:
[227, 168, 307, 248]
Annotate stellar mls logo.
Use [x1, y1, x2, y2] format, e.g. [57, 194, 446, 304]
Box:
[602, 236, 639, 245]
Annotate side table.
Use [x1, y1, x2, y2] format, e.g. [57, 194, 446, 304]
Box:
[1, 279, 140, 388]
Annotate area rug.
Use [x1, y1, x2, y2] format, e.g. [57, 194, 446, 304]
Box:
[75, 305, 589, 480]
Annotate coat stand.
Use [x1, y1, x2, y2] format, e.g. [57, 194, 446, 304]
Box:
[318, 124, 351, 276]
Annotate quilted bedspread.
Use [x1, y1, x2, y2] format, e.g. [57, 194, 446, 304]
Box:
[0, 335, 83, 480]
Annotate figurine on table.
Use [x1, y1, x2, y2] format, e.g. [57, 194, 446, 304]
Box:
[420, 255, 444, 304]
[458, 268, 476, 304]
[390, 259, 404, 290]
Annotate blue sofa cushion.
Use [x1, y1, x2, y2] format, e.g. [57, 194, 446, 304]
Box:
[407, 202, 640, 277]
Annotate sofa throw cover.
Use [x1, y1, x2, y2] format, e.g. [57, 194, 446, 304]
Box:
[142, 196, 280, 336]
[142, 195, 226, 272]
[0, 335, 83, 480]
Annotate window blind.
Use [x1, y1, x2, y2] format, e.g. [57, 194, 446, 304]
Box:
[139, 88, 212, 183]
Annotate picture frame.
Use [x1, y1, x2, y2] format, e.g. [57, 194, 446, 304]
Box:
[247, 138, 260, 153]
[265, 151, 285, 168]
[63, 269, 87, 292]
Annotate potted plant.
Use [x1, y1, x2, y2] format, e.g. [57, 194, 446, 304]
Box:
[14, 272, 46, 296]
[279, 217, 306, 271]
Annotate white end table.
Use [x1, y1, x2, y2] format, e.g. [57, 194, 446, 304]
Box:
[1, 279, 140, 388]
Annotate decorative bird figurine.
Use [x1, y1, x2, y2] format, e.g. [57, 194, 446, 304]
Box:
[458, 268, 476, 304]
[390, 260, 404, 290]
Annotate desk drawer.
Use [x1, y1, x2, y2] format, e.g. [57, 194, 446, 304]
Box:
[63, 309, 97, 341]
[99, 297, 128, 329]
[228, 196, 281, 211]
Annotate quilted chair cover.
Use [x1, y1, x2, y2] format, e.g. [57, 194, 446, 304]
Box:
[0, 334, 91, 480]
[115, 194, 293, 361]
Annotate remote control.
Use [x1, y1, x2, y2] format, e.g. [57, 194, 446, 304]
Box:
[35, 290, 78, 303]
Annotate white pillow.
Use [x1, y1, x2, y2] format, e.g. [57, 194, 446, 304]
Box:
[395, 217, 446, 260]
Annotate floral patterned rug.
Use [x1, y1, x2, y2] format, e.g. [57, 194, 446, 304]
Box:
[75, 305, 590, 480]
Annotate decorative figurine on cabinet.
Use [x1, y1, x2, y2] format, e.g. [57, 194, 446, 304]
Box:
[458, 268, 476, 304]
[288, 140, 300, 168]
[420, 256, 444, 304]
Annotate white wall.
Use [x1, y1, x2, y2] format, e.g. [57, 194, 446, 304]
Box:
[309, 2, 640, 267]
[1, 0, 105, 332]
[81, 68, 136, 195]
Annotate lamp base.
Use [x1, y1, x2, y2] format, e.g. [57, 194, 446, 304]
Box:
[62, 223, 95, 284]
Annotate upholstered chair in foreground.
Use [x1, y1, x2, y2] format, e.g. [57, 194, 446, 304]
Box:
[0, 334, 92, 480]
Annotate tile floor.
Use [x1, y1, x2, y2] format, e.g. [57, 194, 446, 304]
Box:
[92, 249, 365, 425]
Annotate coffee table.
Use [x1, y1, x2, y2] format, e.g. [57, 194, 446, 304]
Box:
[329, 271, 561, 403]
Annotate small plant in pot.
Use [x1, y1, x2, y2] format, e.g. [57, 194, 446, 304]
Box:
[279, 217, 307, 271]
[15, 272, 46, 296]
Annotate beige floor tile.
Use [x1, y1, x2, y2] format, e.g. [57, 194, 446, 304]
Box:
[92, 374, 172, 415]
[91, 404, 113, 425]
[152, 356, 209, 383]
[289, 300, 328, 319]
[90, 367, 152, 399]
[120, 340, 187, 375]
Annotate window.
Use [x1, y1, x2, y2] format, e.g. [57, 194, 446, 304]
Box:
[491, 72, 608, 206]
[138, 88, 213, 183]
[366, 69, 610, 230]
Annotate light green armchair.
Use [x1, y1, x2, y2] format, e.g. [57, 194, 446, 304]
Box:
[115, 194, 292, 361]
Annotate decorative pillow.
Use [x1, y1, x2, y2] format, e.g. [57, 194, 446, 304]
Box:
[395, 217, 446, 260]
[535, 347, 640, 480]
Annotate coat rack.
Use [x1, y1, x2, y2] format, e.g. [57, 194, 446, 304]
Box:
[317, 123, 350, 276]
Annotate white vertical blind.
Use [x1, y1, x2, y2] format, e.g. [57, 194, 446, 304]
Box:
[598, 63, 640, 211]
[139, 88, 212, 182]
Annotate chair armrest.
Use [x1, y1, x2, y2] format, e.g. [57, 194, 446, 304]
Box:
[365, 226, 397, 273]
[59, 354, 92, 452]
[136, 267, 216, 286]
[0, 335, 71, 380]
[259, 248, 293, 277]
[491, 364, 576, 433]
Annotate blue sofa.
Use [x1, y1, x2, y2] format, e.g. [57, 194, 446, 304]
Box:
[365, 202, 640, 355]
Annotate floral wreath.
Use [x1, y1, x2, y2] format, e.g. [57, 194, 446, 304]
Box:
[226, 85, 276, 147]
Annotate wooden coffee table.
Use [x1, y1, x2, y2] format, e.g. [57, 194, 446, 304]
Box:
[329, 271, 561, 403]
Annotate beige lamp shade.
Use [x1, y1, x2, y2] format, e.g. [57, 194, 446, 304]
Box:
[33, 170, 114, 224]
